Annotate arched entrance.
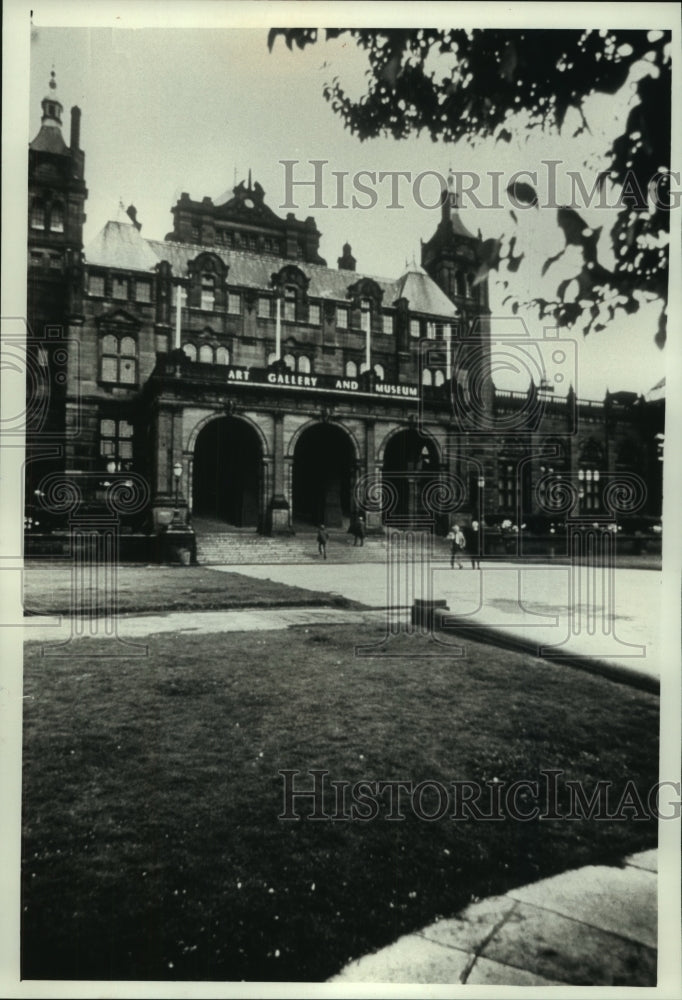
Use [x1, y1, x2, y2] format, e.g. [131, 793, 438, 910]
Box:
[292, 423, 354, 528]
[192, 416, 262, 527]
[382, 428, 440, 522]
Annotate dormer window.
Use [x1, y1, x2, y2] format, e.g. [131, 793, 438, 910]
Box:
[283, 285, 296, 322]
[201, 274, 215, 311]
[359, 298, 371, 327]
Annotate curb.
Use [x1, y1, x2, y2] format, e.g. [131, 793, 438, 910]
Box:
[430, 608, 660, 694]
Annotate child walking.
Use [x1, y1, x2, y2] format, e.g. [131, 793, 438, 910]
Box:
[317, 524, 329, 559]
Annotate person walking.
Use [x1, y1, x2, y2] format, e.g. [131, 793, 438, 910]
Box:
[317, 523, 329, 559]
[351, 514, 366, 547]
[448, 523, 466, 569]
[468, 519, 482, 569]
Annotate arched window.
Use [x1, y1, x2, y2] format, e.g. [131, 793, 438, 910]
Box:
[433, 369, 445, 387]
[456, 273, 466, 297]
[199, 344, 214, 364]
[283, 353, 296, 371]
[359, 362, 369, 374]
[183, 343, 197, 362]
[216, 346, 230, 365]
[345, 360, 357, 378]
[297, 355, 311, 374]
[421, 368, 433, 386]
[201, 274, 215, 311]
[267, 351, 279, 366]
[50, 202, 64, 233]
[30, 199, 45, 230]
[100, 334, 137, 385]
[373, 363, 384, 380]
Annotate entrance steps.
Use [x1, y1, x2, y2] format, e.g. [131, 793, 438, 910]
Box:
[195, 529, 390, 566]
[193, 522, 454, 566]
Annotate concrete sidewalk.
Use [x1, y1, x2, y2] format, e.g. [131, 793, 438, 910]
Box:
[225, 561, 662, 688]
[330, 848, 658, 986]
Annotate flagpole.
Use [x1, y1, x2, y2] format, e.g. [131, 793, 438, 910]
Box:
[365, 306, 371, 372]
[174, 282, 183, 350]
[275, 294, 282, 360]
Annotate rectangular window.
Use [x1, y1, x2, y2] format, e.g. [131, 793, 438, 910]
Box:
[89, 274, 105, 297]
[112, 277, 128, 300]
[410, 318, 421, 338]
[498, 463, 517, 510]
[135, 280, 151, 303]
[284, 286, 296, 322]
[337, 306, 348, 329]
[100, 334, 137, 386]
[30, 202, 45, 229]
[258, 296, 271, 319]
[382, 313, 394, 336]
[227, 292, 241, 315]
[99, 418, 134, 471]
[200, 275, 215, 311]
[308, 303, 320, 326]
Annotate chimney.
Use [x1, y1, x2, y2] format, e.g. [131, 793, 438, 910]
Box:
[126, 205, 142, 231]
[70, 106, 81, 150]
[338, 242, 356, 272]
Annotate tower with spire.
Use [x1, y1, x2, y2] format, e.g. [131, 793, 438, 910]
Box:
[420, 174, 490, 331]
[26, 70, 89, 496]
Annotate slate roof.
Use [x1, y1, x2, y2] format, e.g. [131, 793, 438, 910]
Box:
[29, 123, 69, 156]
[84, 220, 460, 318]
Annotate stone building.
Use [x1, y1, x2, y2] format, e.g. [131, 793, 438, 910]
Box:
[25, 78, 663, 559]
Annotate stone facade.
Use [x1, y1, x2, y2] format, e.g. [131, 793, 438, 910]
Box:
[25, 79, 663, 556]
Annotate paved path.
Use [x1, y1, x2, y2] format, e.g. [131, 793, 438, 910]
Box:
[23, 606, 387, 643]
[215, 561, 663, 685]
[330, 849, 658, 986]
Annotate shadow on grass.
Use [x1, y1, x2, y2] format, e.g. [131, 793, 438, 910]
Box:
[22, 624, 658, 982]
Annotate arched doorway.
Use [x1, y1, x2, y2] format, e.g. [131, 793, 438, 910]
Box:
[192, 416, 262, 527]
[382, 428, 440, 522]
[292, 423, 354, 528]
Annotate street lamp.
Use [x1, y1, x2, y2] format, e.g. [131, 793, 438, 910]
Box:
[173, 462, 183, 517]
[477, 475, 485, 516]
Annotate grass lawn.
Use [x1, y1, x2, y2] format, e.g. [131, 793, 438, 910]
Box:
[22, 623, 658, 982]
[23, 563, 362, 616]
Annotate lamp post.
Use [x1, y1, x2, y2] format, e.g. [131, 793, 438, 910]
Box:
[477, 475, 485, 555]
[172, 461, 183, 524]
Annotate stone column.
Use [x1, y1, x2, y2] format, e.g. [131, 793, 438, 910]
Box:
[268, 412, 291, 533]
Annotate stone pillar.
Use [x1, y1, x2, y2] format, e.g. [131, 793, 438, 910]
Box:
[268, 412, 291, 533]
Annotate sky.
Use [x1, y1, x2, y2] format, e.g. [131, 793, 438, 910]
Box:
[26, 18, 670, 401]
